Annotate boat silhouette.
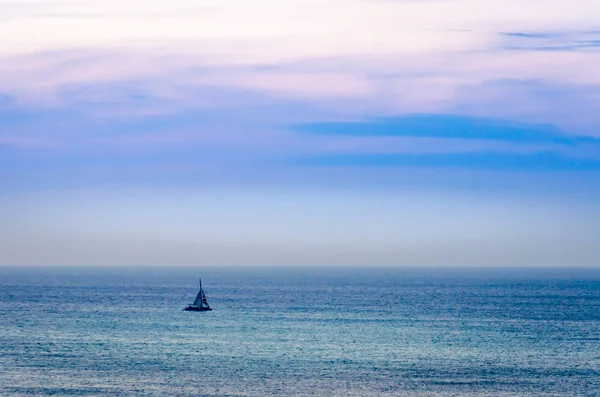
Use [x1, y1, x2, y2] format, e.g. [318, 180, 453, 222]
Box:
[184, 278, 212, 311]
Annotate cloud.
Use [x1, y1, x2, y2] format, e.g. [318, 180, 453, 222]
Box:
[3, 42, 600, 131]
[292, 113, 600, 173]
[447, 79, 600, 135]
[300, 151, 600, 171]
[0, 1, 218, 21]
[1, 1, 599, 192]
[294, 114, 599, 145]
[501, 32, 556, 39]
[500, 30, 600, 52]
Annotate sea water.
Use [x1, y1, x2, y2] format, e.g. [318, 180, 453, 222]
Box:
[1, 267, 599, 396]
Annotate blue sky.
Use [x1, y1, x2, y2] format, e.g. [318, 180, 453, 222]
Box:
[1, 0, 599, 266]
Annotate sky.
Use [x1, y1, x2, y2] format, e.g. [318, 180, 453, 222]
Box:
[1, 0, 600, 267]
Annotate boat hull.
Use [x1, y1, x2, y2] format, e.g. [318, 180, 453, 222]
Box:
[184, 305, 212, 312]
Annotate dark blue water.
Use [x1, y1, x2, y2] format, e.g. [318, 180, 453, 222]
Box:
[1, 267, 599, 396]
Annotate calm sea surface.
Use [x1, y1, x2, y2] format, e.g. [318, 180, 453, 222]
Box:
[1, 267, 599, 396]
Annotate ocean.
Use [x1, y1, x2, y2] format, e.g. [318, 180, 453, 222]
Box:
[1, 267, 599, 396]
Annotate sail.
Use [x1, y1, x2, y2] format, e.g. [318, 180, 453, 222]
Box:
[192, 278, 210, 307]
[193, 290, 205, 306]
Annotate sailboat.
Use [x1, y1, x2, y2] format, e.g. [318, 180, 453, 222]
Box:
[184, 278, 213, 311]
